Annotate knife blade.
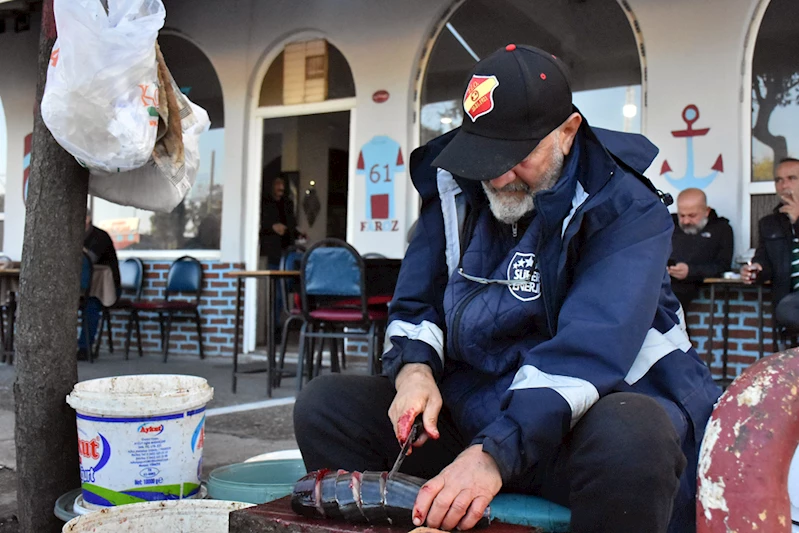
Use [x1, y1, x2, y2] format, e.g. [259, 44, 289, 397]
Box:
[388, 416, 424, 478]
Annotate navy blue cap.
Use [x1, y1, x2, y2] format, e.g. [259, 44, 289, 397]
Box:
[432, 44, 573, 181]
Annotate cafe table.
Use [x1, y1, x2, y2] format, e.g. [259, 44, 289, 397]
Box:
[226, 269, 300, 397]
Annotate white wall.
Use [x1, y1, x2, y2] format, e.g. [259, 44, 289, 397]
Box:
[631, 0, 761, 258]
[0, 21, 38, 259]
[0, 0, 768, 264]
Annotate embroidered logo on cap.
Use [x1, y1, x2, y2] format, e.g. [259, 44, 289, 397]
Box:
[463, 75, 500, 122]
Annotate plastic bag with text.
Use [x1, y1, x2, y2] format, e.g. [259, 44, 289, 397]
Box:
[88, 97, 210, 213]
[41, 0, 166, 172]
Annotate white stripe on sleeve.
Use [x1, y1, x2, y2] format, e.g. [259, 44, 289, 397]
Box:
[508, 365, 599, 427]
[384, 320, 445, 364]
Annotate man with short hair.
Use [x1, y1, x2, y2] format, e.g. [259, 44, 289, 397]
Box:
[742, 157, 799, 331]
[295, 45, 719, 533]
[668, 188, 733, 311]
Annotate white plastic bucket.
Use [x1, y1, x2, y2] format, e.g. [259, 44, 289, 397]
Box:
[66, 375, 214, 509]
[62, 499, 253, 532]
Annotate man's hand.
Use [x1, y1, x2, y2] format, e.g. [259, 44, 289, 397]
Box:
[740, 262, 762, 285]
[667, 262, 689, 280]
[272, 223, 287, 236]
[389, 364, 442, 448]
[780, 194, 799, 224]
[413, 445, 502, 530]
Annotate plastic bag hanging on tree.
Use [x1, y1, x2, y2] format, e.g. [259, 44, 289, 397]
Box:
[41, 0, 166, 173]
[88, 44, 211, 213]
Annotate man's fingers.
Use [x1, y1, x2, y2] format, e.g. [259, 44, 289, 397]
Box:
[457, 496, 491, 531]
[423, 396, 441, 439]
[440, 490, 474, 531]
[414, 477, 444, 527]
[424, 485, 460, 529]
[413, 433, 429, 447]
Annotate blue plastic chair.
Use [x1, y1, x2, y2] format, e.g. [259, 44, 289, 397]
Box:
[296, 239, 388, 391]
[91, 257, 145, 359]
[274, 245, 306, 387]
[131, 256, 204, 362]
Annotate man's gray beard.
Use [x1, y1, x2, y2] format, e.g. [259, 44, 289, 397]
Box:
[680, 216, 708, 235]
[482, 147, 564, 225]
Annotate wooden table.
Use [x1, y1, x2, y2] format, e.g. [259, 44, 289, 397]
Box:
[229, 495, 543, 533]
[226, 270, 300, 397]
[703, 277, 768, 386]
[0, 269, 20, 364]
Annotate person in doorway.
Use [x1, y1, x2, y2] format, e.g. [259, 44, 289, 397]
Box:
[259, 175, 301, 342]
[294, 45, 720, 533]
[742, 157, 799, 332]
[668, 188, 733, 311]
[79, 215, 120, 360]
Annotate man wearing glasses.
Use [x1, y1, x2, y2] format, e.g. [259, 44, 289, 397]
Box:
[295, 45, 720, 533]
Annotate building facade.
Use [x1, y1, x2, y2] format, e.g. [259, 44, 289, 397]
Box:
[0, 0, 796, 374]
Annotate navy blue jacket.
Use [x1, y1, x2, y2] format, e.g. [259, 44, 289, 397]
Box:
[382, 122, 720, 531]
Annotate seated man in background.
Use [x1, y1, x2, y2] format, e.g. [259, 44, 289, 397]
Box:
[668, 188, 733, 311]
[78, 215, 120, 360]
[742, 158, 799, 334]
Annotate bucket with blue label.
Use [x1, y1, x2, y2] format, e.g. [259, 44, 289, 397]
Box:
[66, 375, 214, 509]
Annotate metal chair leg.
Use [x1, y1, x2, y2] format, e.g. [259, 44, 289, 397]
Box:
[134, 311, 143, 358]
[163, 313, 173, 363]
[366, 323, 376, 376]
[124, 311, 134, 360]
[195, 310, 204, 359]
[296, 322, 309, 393]
[105, 309, 114, 353]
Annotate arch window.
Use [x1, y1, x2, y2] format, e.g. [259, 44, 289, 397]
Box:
[749, 0, 799, 246]
[420, 0, 643, 144]
[92, 34, 225, 251]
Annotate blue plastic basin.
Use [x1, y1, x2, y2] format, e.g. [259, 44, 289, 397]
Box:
[207, 459, 307, 504]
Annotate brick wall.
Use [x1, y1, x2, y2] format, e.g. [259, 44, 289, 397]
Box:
[102, 260, 244, 357]
[685, 285, 774, 381]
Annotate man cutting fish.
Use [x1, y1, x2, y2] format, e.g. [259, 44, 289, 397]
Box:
[294, 44, 720, 533]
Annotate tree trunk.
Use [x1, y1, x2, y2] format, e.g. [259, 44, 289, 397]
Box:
[752, 75, 789, 172]
[13, 1, 88, 531]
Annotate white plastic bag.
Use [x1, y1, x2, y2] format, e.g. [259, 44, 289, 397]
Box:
[88, 100, 211, 212]
[41, 0, 166, 172]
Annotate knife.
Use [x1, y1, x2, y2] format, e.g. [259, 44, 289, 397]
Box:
[388, 416, 424, 478]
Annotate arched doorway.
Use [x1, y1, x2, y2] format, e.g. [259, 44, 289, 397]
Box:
[248, 38, 356, 348]
[418, 0, 644, 144]
[748, 0, 799, 246]
[92, 33, 225, 251]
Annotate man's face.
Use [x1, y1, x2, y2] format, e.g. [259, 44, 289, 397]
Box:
[775, 161, 799, 204]
[677, 196, 710, 235]
[482, 131, 564, 225]
[272, 178, 285, 200]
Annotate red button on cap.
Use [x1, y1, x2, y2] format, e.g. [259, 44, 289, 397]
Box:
[505, 44, 516, 52]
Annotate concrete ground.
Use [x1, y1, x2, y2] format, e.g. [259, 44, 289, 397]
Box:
[0, 343, 367, 530]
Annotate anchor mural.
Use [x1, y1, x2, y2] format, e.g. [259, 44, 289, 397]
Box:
[660, 104, 723, 191]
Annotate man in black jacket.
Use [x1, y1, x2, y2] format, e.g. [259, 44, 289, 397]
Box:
[259, 176, 300, 341]
[742, 158, 799, 330]
[668, 188, 733, 311]
[79, 215, 120, 360]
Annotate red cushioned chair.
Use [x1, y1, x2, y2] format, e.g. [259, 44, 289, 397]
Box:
[130, 256, 204, 362]
[274, 245, 306, 387]
[295, 239, 388, 392]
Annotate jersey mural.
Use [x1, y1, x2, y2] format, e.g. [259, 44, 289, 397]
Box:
[356, 135, 405, 232]
[660, 104, 724, 191]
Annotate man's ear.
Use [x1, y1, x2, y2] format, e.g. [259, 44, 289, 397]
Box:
[559, 112, 583, 156]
